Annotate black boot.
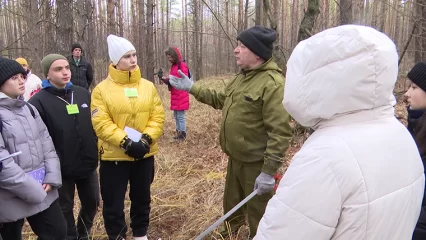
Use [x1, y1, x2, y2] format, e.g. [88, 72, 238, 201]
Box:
[173, 130, 181, 139]
[178, 131, 186, 140]
[174, 131, 186, 140]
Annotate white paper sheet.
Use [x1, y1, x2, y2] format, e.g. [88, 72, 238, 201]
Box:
[124, 126, 142, 142]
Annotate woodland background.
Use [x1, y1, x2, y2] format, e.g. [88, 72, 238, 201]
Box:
[0, 0, 424, 85]
[0, 0, 419, 239]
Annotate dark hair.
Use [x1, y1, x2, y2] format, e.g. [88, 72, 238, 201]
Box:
[165, 47, 179, 64]
[415, 113, 426, 156]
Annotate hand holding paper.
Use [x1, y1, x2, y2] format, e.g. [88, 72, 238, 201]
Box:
[123, 126, 150, 159]
[124, 126, 142, 142]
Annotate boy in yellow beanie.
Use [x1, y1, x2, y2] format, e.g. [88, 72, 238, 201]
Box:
[15, 57, 42, 101]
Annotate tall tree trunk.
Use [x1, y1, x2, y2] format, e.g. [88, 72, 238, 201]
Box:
[193, 0, 200, 80]
[97, 0, 104, 58]
[17, 0, 24, 57]
[184, 0, 189, 62]
[353, 0, 362, 23]
[181, 0, 186, 58]
[255, 0, 263, 25]
[378, 0, 387, 32]
[198, 1, 203, 79]
[57, 1, 74, 55]
[298, 0, 320, 42]
[364, 0, 370, 25]
[146, 0, 154, 81]
[12, 0, 19, 57]
[216, 1, 221, 75]
[281, 0, 286, 48]
[107, 0, 116, 35]
[75, 0, 85, 42]
[340, 0, 353, 24]
[42, 0, 54, 57]
[225, 0, 231, 73]
[0, 1, 3, 56]
[415, 0, 422, 62]
[372, 0, 379, 27]
[139, 0, 146, 77]
[86, 0, 96, 83]
[161, 0, 166, 68]
[395, 1, 402, 50]
[238, 0, 244, 33]
[291, 0, 299, 47]
[421, 0, 426, 59]
[166, 0, 169, 47]
[24, 0, 42, 73]
[244, 0, 249, 30]
[156, 0, 160, 69]
[4, 0, 11, 57]
[324, 0, 330, 29]
[273, 0, 279, 29]
[131, 0, 137, 44]
[118, 0, 124, 36]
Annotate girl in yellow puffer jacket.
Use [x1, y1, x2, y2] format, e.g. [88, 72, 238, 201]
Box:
[91, 34, 165, 240]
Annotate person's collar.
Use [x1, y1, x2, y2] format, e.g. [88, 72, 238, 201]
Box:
[42, 79, 73, 90]
[108, 64, 141, 84]
[0, 92, 24, 101]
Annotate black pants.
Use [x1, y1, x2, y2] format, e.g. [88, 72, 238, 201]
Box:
[0, 199, 67, 240]
[100, 157, 154, 240]
[58, 170, 100, 240]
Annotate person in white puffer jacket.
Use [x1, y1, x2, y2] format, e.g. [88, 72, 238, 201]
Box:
[16, 57, 42, 101]
[254, 25, 425, 240]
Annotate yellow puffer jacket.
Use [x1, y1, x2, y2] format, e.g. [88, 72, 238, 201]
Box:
[91, 64, 165, 161]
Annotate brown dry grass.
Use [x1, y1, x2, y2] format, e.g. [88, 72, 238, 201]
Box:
[21, 76, 411, 240]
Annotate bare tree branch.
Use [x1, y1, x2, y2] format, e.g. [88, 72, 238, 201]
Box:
[399, 22, 417, 66]
[200, 0, 236, 49]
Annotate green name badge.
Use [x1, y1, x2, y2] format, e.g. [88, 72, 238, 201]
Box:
[66, 104, 80, 115]
[125, 88, 138, 97]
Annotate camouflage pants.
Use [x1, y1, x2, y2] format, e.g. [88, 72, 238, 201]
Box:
[222, 158, 274, 238]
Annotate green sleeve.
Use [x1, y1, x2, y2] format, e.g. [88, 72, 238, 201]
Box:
[261, 81, 292, 175]
[190, 82, 226, 110]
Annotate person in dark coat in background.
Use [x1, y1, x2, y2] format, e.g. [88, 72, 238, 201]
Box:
[407, 107, 425, 136]
[67, 43, 94, 90]
[154, 68, 163, 85]
[404, 61, 426, 239]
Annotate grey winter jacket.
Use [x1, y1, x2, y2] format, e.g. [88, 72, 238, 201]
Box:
[0, 93, 61, 223]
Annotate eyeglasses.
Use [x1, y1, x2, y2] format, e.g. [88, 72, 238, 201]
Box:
[10, 74, 26, 83]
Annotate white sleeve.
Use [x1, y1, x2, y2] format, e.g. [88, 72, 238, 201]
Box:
[254, 148, 342, 240]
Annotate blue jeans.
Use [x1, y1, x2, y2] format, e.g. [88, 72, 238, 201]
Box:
[174, 110, 186, 132]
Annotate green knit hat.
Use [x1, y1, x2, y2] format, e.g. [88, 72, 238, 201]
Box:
[41, 54, 67, 78]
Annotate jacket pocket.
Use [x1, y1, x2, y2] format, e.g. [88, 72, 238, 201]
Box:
[236, 93, 262, 121]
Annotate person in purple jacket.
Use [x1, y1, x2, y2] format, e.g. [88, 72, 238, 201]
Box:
[0, 57, 66, 240]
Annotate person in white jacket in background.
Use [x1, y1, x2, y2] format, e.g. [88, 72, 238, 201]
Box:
[16, 57, 42, 101]
[254, 25, 425, 240]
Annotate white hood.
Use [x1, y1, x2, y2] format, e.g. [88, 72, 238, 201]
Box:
[283, 25, 398, 128]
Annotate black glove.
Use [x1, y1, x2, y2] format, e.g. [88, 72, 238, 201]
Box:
[125, 141, 150, 159]
[142, 134, 153, 145]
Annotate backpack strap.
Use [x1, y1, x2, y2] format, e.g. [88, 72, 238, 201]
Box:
[25, 102, 36, 118]
[177, 61, 191, 79]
